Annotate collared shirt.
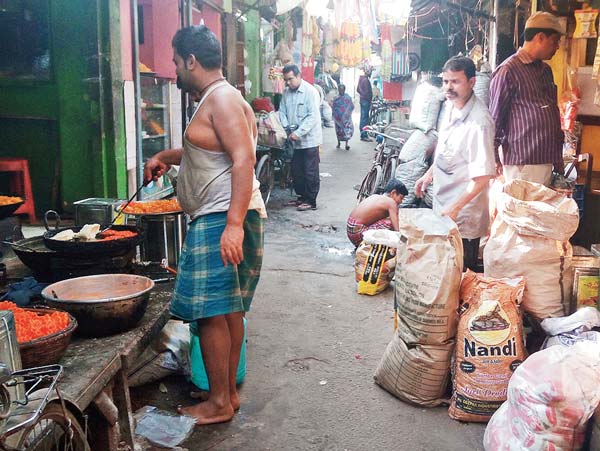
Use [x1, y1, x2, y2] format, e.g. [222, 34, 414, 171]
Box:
[489, 48, 563, 166]
[278, 80, 322, 149]
[433, 94, 496, 240]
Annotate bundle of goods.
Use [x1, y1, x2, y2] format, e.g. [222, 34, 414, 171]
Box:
[395, 129, 437, 208]
[374, 209, 463, 406]
[354, 229, 401, 295]
[408, 80, 446, 133]
[122, 199, 182, 215]
[484, 340, 600, 450]
[448, 271, 526, 422]
[541, 307, 600, 349]
[484, 180, 579, 321]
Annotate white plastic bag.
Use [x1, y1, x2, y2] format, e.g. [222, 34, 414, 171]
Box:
[362, 229, 402, 248]
[484, 341, 600, 451]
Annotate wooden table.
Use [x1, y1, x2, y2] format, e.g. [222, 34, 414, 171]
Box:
[57, 284, 173, 450]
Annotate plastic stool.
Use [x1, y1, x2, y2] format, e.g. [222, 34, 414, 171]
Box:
[0, 158, 36, 223]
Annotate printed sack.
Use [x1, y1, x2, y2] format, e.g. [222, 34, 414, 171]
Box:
[374, 330, 454, 407]
[395, 209, 463, 345]
[449, 271, 526, 422]
[484, 341, 600, 450]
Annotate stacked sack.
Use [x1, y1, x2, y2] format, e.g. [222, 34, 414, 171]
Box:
[395, 80, 445, 208]
[374, 209, 463, 406]
[449, 271, 526, 422]
[484, 180, 580, 321]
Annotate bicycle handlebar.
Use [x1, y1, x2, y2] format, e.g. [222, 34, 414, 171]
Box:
[362, 127, 405, 144]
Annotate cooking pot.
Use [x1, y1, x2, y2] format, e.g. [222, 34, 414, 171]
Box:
[42, 210, 144, 256]
[41, 274, 154, 337]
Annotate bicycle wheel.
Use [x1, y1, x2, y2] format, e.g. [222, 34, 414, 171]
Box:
[16, 402, 89, 451]
[357, 165, 382, 203]
[255, 154, 274, 205]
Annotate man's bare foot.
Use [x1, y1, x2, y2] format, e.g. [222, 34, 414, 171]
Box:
[177, 400, 234, 425]
[230, 392, 240, 411]
[190, 390, 241, 411]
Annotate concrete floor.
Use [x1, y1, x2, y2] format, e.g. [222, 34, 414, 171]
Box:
[131, 119, 487, 450]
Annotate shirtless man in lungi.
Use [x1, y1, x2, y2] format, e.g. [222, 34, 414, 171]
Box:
[144, 25, 266, 425]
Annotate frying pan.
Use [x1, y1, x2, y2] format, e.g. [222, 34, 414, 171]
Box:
[42, 210, 144, 256]
[0, 198, 24, 220]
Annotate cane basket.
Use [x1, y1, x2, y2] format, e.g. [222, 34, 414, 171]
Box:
[18, 308, 77, 368]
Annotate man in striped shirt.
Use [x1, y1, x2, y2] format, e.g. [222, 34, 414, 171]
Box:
[489, 12, 565, 186]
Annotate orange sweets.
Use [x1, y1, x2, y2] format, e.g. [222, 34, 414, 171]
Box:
[0, 301, 70, 343]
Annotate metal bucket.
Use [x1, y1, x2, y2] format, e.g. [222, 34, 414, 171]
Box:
[138, 213, 186, 267]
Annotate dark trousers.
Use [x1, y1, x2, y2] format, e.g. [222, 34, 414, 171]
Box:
[291, 146, 320, 207]
[359, 101, 370, 138]
[462, 238, 480, 272]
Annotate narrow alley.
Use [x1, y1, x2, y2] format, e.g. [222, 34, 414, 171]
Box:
[132, 120, 486, 450]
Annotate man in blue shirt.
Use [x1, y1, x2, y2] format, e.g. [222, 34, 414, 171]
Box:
[279, 64, 323, 211]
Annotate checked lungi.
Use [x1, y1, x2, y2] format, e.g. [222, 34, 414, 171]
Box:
[346, 216, 392, 248]
[170, 210, 264, 328]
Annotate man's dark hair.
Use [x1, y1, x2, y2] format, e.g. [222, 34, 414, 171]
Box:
[282, 64, 300, 76]
[172, 26, 222, 69]
[442, 56, 476, 80]
[384, 178, 408, 196]
[524, 28, 559, 42]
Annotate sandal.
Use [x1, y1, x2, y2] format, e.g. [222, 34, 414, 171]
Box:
[296, 203, 316, 211]
[286, 199, 303, 206]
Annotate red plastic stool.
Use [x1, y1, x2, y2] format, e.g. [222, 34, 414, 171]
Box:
[0, 158, 36, 223]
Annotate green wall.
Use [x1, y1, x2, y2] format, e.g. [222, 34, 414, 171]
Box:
[0, 0, 126, 217]
[244, 10, 261, 102]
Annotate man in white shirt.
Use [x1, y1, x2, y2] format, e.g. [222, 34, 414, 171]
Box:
[279, 64, 323, 211]
[415, 56, 496, 271]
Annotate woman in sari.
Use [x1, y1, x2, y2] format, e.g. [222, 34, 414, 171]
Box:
[332, 84, 354, 150]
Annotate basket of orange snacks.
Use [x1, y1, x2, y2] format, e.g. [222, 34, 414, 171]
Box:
[0, 196, 24, 219]
[121, 198, 182, 216]
[0, 301, 77, 368]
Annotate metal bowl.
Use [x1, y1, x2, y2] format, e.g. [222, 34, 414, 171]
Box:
[40, 274, 155, 337]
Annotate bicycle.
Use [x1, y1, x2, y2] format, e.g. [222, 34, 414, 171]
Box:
[0, 364, 89, 451]
[356, 127, 407, 203]
[255, 127, 296, 205]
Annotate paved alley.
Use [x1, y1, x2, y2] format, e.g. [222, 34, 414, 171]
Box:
[132, 119, 487, 451]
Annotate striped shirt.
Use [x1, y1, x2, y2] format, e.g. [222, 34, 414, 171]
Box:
[489, 49, 563, 166]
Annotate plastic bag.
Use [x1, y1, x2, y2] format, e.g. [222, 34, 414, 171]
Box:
[483, 341, 600, 451]
[362, 229, 403, 248]
[134, 405, 196, 448]
[541, 307, 600, 336]
[257, 111, 287, 148]
[355, 243, 396, 295]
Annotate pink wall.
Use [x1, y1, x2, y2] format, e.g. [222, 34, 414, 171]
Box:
[151, 0, 179, 79]
[120, 0, 133, 81]
[138, 0, 179, 80]
[193, 5, 222, 44]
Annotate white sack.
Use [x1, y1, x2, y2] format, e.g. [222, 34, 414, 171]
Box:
[484, 341, 600, 451]
[409, 81, 445, 132]
[484, 180, 579, 321]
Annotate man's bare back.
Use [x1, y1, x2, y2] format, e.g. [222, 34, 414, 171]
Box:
[350, 194, 400, 230]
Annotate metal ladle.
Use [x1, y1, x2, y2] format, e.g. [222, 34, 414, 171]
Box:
[96, 179, 150, 237]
